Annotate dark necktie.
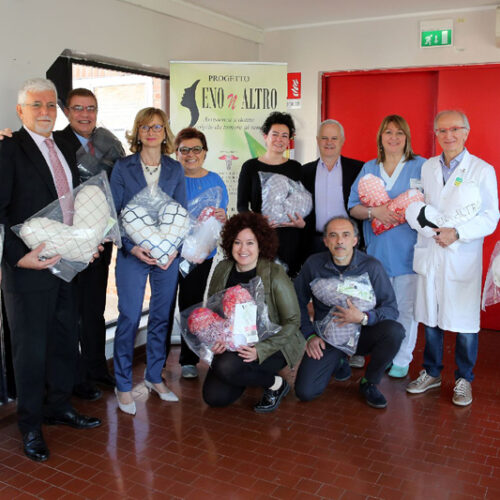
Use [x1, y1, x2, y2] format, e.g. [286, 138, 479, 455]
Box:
[44, 138, 73, 224]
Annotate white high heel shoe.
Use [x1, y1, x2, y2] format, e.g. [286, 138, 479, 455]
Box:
[144, 379, 179, 402]
[115, 388, 136, 415]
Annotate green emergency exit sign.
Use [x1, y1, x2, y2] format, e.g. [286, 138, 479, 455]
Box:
[421, 29, 452, 47]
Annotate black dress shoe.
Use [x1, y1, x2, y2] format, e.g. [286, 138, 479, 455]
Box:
[73, 382, 102, 401]
[23, 430, 49, 462]
[254, 379, 290, 413]
[44, 410, 102, 429]
[91, 373, 116, 389]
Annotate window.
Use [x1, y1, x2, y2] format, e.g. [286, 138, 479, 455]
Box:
[48, 54, 169, 325]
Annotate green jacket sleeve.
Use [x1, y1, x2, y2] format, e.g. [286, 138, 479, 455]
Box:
[255, 263, 304, 366]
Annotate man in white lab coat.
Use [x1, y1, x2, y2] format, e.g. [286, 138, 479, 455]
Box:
[406, 110, 499, 406]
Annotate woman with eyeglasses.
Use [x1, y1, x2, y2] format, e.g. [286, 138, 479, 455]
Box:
[172, 127, 228, 379]
[237, 112, 305, 277]
[348, 115, 426, 378]
[110, 107, 186, 415]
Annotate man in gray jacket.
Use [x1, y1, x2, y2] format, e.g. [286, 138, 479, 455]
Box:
[294, 216, 404, 408]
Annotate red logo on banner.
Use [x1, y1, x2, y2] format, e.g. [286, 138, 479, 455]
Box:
[287, 72, 301, 99]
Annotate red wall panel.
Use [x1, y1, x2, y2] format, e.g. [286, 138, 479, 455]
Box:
[322, 65, 500, 329]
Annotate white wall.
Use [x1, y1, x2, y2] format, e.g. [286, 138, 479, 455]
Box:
[260, 7, 500, 163]
[0, 0, 259, 125]
[3, 2, 499, 163]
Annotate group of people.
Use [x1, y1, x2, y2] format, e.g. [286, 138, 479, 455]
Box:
[0, 77, 498, 464]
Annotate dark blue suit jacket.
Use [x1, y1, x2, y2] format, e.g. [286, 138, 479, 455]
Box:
[110, 152, 187, 255]
[0, 127, 78, 292]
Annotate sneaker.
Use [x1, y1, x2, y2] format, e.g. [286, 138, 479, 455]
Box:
[349, 355, 365, 368]
[406, 369, 441, 394]
[254, 379, 290, 413]
[181, 365, 198, 379]
[388, 364, 409, 378]
[452, 378, 472, 406]
[360, 381, 387, 409]
[334, 358, 352, 381]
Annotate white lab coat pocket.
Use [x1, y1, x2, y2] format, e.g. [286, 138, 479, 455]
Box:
[445, 245, 479, 282]
[412, 246, 428, 276]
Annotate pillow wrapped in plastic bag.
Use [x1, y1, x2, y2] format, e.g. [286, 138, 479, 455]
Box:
[120, 184, 191, 266]
[179, 276, 281, 364]
[406, 181, 481, 244]
[259, 172, 312, 224]
[311, 273, 376, 355]
[179, 186, 224, 276]
[12, 172, 121, 282]
[358, 174, 424, 235]
[482, 241, 500, 310]
[76, 127, 125, 182]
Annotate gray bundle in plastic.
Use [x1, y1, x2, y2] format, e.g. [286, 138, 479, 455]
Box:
[76, 127, 125, 182]
[259, 172, 312, 224]
[311, 273, 376, 355]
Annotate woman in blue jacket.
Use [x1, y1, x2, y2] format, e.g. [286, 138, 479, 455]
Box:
[110, 108, 187, 415]
[348, 115, 425, 378]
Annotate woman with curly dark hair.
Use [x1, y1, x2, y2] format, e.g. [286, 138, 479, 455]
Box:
[202, 212, 305, 412]
[237, 111, 305, 276]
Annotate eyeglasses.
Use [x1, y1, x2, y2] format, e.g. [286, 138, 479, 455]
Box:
[178, 146, 204, 155]
[69, 105, 97, 113]
[23, 102, 57, 110]
[435, 126, 467, 136]
[140, 124, 164, 133]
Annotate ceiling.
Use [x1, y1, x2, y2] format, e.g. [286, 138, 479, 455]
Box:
[182, 0, 495, 30]
[119, 0, 496, 42]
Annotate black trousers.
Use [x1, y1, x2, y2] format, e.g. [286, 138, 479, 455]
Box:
[176, 258, 213, 366]
[4, 281, 78, 433]
[276, 227, 303, 277]
[76, 242, 113, 383]
[295, 319, 404, 402]
[0, 295, 16, 402]
[202, 350, 286, 407]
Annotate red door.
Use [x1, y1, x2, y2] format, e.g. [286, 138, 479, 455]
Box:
[323, 65, 500, 329]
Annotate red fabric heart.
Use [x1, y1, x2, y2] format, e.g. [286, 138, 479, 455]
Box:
[222, 285, 254, 318]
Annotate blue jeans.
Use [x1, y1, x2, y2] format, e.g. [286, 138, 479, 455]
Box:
[423, 326, 478, 382]
[295, 319, 404, 401]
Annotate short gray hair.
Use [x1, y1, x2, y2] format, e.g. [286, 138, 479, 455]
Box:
[323, 216, 359, 239]
[18, 78, 57, 105]
[318, 119, 345, 140]
[434, 110, 470, 131]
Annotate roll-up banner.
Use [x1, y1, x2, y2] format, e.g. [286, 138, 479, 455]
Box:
[170, 61, 288, 215]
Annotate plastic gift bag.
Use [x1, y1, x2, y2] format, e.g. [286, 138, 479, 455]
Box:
[482, 241, 500, 310]
[120, 185, 191, 266]
[12, 172, 121, 282]
[180, 276, 281, 364]
[76, 127, 125, 182]
[406, 180, 481, 242]
[259, 172, 312, 224]
[358, 174, 424, 235]
[311, 273, 376, 355]
[179, 186, 224, 276]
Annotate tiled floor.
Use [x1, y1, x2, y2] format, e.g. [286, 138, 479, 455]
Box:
[1, 327, 500, 499]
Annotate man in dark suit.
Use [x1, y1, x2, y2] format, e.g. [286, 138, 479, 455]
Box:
[56, 89, 124, 400]
[302, 119, 364, 257]
[0, 78, 101, 462]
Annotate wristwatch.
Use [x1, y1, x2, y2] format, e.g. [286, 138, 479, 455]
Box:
[367, 207, 373, 220]
[361, 313, 368, 326]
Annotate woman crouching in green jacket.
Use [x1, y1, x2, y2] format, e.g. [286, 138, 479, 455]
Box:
[203, 212, 305, 412]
